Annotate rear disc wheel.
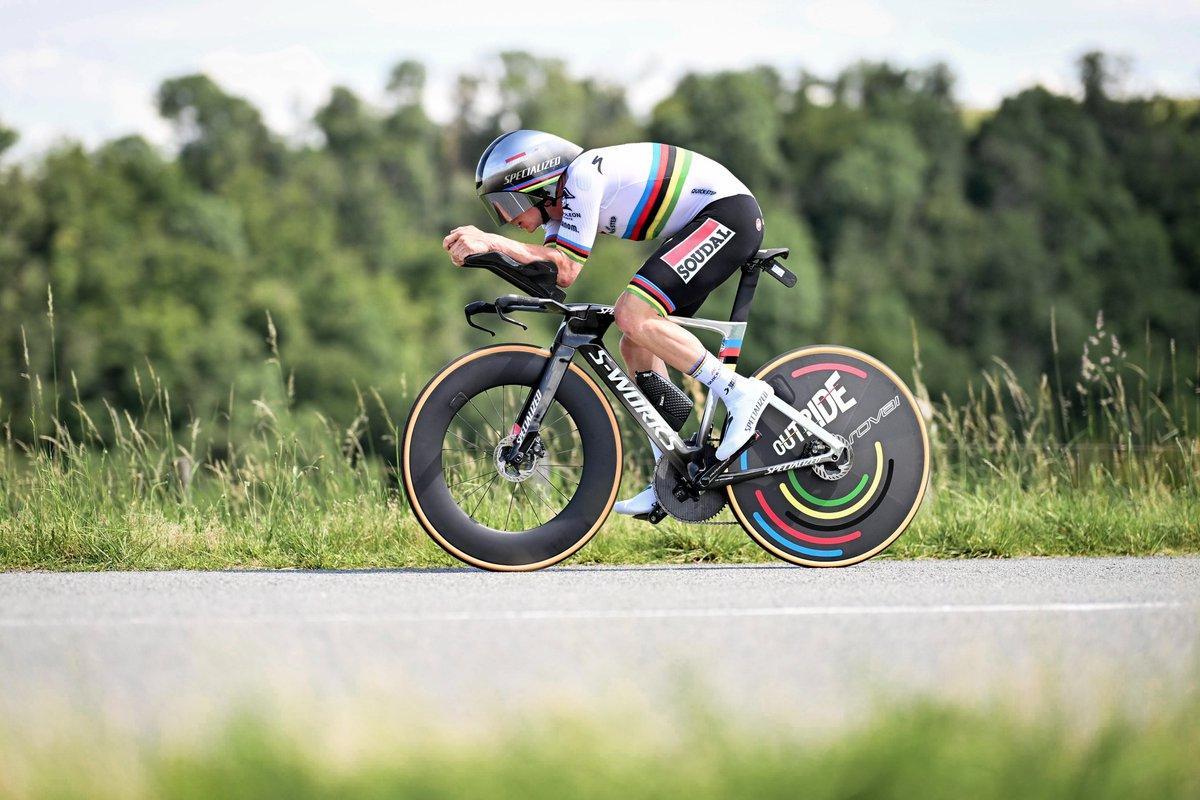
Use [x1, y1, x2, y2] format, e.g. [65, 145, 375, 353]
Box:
[726, 345, 930, 567]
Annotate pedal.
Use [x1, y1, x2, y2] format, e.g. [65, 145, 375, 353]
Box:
[633, 503, 668, 525]
[697, 431, 760, 488]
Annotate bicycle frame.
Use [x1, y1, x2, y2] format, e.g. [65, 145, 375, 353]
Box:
[489, 296, 844, 489]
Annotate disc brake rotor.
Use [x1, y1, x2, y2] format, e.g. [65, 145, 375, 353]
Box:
[494, 434, 545, 483]
[812, 435, 853, 481]
[653, 458, 727, 522]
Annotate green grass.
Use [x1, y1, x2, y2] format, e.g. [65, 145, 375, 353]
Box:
[0, 456, 1195, 570]
[2, 696, 1197, 799]
[0, 312, 1196, 570]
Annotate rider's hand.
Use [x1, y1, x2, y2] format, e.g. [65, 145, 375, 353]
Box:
[443, 226, 495, 266]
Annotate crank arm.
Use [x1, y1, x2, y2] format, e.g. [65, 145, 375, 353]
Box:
[633, 503, 668, 525]
[694, 432, 760, 489]
[767, 396, 844, 455]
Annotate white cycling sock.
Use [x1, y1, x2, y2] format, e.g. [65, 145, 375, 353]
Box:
[687, 352, 741, 399]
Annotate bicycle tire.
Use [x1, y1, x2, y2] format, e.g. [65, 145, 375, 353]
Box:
[402, 344, 622, 571]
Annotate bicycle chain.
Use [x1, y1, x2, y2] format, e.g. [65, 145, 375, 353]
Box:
[641, 503, 740, 525]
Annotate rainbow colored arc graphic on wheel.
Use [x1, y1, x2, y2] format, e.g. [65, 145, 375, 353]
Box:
[749, 441, 886, 559]
[743, 361, 882, 559]
[725, 347, 930, 568]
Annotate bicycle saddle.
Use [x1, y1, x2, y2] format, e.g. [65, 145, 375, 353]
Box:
[755, 247, 790, 261]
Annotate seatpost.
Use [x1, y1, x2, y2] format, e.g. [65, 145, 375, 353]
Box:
[729, 263, 761, 324]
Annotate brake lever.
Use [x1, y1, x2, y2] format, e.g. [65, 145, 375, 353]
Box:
[464, 301, 497, 337]
[495, 306, 529, 331]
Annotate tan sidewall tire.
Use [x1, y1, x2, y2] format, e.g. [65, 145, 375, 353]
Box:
[402, 344, 622, 571]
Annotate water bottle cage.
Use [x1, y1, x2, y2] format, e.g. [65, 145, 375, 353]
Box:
[635, 371, 694, 432]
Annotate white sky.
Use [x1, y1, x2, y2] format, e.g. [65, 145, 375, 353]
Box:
[1, 0, 1197, 158]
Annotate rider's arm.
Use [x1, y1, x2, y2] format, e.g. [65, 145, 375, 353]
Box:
[444, 226, 582, 287]
[485, 236, 583, 287]
[544, 168, 600, 280]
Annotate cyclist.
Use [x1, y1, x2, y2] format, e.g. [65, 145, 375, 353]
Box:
[443, 129, 774, 516]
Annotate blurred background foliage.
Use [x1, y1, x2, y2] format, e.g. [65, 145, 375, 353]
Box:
[1, 50, 1197, 443]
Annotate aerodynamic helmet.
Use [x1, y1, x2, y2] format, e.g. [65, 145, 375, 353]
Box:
[475, 129, 582, 226]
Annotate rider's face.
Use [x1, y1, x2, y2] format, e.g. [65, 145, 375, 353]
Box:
[510, 206, 542, 232]
[506, 188, 562, 232]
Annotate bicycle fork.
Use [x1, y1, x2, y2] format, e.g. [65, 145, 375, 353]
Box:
[504, 342, 576, 461]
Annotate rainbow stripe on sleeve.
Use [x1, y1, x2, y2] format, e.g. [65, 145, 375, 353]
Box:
[549, 234, 591, 264]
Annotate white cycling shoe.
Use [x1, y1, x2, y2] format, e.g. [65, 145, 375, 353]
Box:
[613, 484, 658, 516]
[715, 378, 775, 461]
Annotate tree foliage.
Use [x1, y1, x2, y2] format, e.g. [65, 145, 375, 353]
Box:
[1, 51, 1197, 442]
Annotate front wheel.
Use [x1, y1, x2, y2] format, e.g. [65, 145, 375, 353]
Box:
[726, 345, 930, 567]
[402, 344, 622, 571]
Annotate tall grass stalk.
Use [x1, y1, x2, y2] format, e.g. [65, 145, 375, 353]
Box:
[0, 305, 1196, 569]
[928, 311, 1198, 496]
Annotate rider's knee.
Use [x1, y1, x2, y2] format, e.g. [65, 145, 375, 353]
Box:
[613, 294, 651, 337]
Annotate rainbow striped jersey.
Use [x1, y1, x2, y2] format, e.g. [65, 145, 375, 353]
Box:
[542, 143, 751, 265]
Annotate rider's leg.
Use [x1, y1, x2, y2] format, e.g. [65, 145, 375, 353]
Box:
[613, 332, 668, 515]
[618, 334, 667, 376]
[613, 295, 704, 372]
[613, 294, 773, 461]
[613, 195, 770, 517]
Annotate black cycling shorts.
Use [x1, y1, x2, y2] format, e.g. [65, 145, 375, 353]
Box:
[626, 194, 764, 318]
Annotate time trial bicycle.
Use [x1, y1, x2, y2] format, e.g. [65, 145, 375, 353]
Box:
[402, 249, 929, 571]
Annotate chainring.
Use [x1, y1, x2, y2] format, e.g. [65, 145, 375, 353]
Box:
[653, 458, 727, 523]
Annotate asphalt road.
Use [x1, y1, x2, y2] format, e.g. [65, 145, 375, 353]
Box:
[1, 558, 1197, 735]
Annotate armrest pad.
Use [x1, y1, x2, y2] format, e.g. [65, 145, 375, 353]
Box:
[462, 252, 566, 302]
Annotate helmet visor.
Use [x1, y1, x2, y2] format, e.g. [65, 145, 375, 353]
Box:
[481, 191, 543, 226]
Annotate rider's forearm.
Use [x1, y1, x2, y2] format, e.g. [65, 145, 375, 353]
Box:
[488, 236, 582, 287]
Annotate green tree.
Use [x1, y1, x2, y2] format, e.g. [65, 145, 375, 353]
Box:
[649, 68, 786, 191]
[493, 52, 638, 148]
[157, 75, 283, 192]
[0, 121, 16, 159]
